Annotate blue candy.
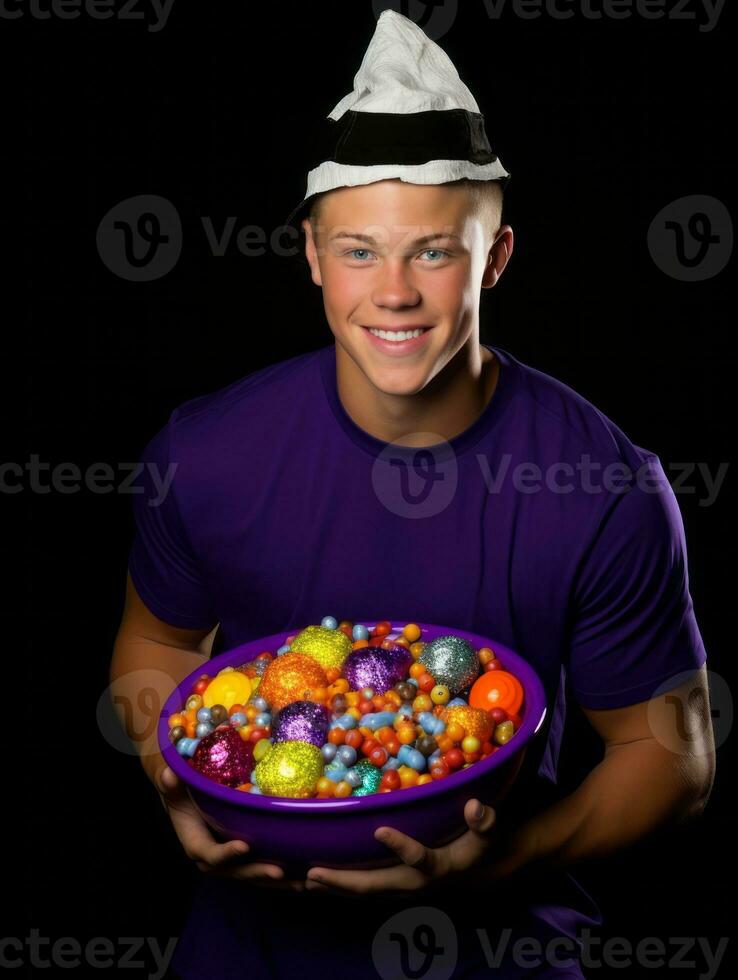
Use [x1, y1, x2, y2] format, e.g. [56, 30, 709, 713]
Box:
[363, 711, 397, 731]
[404, 748, 426, 771]
[337, 745, 357, 767]
[254, 712, 271, 728]
[344, 768, 363, 788]
[333, 713, 357, 730]
[196, 707, 212, 724]
[229, 712, 247, 728]
[321, 616, 338, 630]
[352, 624, 370, 641]
[321, 743, 337, 762]
[325, 765, 347, 783]
[277, 644, 291, 656]
[195, 722, 214, 738]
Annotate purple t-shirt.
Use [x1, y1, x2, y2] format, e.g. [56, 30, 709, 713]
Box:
[129, 342, 706, 979]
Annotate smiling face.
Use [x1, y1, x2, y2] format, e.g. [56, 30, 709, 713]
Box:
[302, 178, 512, 398]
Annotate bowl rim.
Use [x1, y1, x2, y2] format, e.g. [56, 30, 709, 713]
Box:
[158, 621, 548, 812]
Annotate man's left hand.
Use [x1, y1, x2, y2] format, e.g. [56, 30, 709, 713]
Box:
[305, 797, 498, 895]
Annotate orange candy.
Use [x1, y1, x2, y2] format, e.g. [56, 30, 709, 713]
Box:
[469, 670, 524, 715]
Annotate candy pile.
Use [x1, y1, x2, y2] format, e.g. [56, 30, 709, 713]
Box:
[167, 619, 525, 799]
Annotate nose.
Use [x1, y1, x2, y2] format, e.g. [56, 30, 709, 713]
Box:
[371, 258, 422, 310]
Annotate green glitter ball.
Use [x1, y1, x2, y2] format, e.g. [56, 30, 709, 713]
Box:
[419, 634, 479, 695]
[351, 757, 383, 797]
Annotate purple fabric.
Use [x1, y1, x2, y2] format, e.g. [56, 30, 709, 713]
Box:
[129, 343, 706, 978]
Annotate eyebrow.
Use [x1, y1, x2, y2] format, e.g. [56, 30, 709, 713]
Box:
[328, 231, 462, 246]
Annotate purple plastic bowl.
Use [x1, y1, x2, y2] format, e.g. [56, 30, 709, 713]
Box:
[158, 622, 547, 875]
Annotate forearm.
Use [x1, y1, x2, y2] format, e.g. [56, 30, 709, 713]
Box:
[483, 739, 711, 882]
[109, 632, 209, 785]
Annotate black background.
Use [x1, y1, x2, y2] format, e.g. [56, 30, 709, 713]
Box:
[7, 0, 733, 976]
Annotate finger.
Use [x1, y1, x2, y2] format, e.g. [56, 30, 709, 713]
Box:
[464, 799, 497, 835]
[305, 862, 421, 894]
[168, 802, 250, 868]
[158, 765, 180, 794]
[373, 826, 439, 876]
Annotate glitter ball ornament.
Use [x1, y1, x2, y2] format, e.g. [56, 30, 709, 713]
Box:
[343, 643, 413, 695]
[253, 740, 324, 798]
[258, 653, 328, 711]
[351, 758, 383, 796]
[289, 624, 352, 672]
[440, 704, 493, 742]
[272, 700, 331, 747]
[419, 635, 479, 695]
[191, 727, 255, 788]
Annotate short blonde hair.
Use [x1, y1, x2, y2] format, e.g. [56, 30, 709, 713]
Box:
[308, 177, 504, 243]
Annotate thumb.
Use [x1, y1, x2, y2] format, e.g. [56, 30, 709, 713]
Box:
[156, 764, 180, 795]
[465, 799, 497, 833]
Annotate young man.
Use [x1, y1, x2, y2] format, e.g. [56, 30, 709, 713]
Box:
[110, 11, 714, 978]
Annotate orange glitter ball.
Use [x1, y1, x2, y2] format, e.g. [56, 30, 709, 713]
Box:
[258, 653, 328, 711]
[440, 705, 493, 742]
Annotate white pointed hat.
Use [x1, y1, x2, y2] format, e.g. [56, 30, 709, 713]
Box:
[285, 8, 510, 230]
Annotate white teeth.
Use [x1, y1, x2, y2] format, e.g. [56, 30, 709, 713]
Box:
[368, 328, 427, 341]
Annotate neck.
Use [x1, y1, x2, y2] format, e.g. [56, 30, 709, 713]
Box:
[334, 339, 499, 448]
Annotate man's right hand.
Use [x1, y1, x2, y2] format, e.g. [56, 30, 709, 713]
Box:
[151, 757, 306, 891]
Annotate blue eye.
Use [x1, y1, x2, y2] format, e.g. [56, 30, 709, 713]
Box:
[421, 249, 449, 261]
[347, 248, 373, 260]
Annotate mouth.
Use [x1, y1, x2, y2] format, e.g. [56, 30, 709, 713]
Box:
[360, 325, 434, 354]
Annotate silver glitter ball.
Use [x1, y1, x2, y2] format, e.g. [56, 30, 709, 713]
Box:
[418, 635, 479, 695]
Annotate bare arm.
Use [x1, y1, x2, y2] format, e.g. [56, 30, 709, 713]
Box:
[482, 664, 716, 882]
[109, 572, 299, 888]
[109, 571, 214, 790]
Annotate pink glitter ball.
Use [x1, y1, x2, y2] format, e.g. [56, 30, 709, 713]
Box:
[192, 726, 254, 788]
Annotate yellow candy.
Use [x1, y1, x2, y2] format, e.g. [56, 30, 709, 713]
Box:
[202, 671, 252, 711]
[289, 625, 352, 672]
[253, 741, 323, 798]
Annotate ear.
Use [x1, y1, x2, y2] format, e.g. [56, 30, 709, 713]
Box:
[482, 225, 514, 289]
[302, 218, 323, 287]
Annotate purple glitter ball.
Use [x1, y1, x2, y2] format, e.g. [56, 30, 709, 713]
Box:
[342, 643, 413, 695]
[272, 700, 331, 747]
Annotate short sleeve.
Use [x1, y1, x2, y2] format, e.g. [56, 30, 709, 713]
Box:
[128, 420, 218, 630]
[565, 454, 707, 709]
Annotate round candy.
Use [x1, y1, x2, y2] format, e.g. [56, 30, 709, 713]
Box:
[289, 624, 352, 672]
[191, 727, 255, 788]
[343, 643, 413, 695]
[254, 741, 324, 798]
[272, 700, 331, 747]
[440, 704, 493, 742]
[258, 653, 328, 711]
[469, 670, 524, 715]
[351, 758, 383, 796]
[418, 635, 480, 695]
[202, 671, 252, 711]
